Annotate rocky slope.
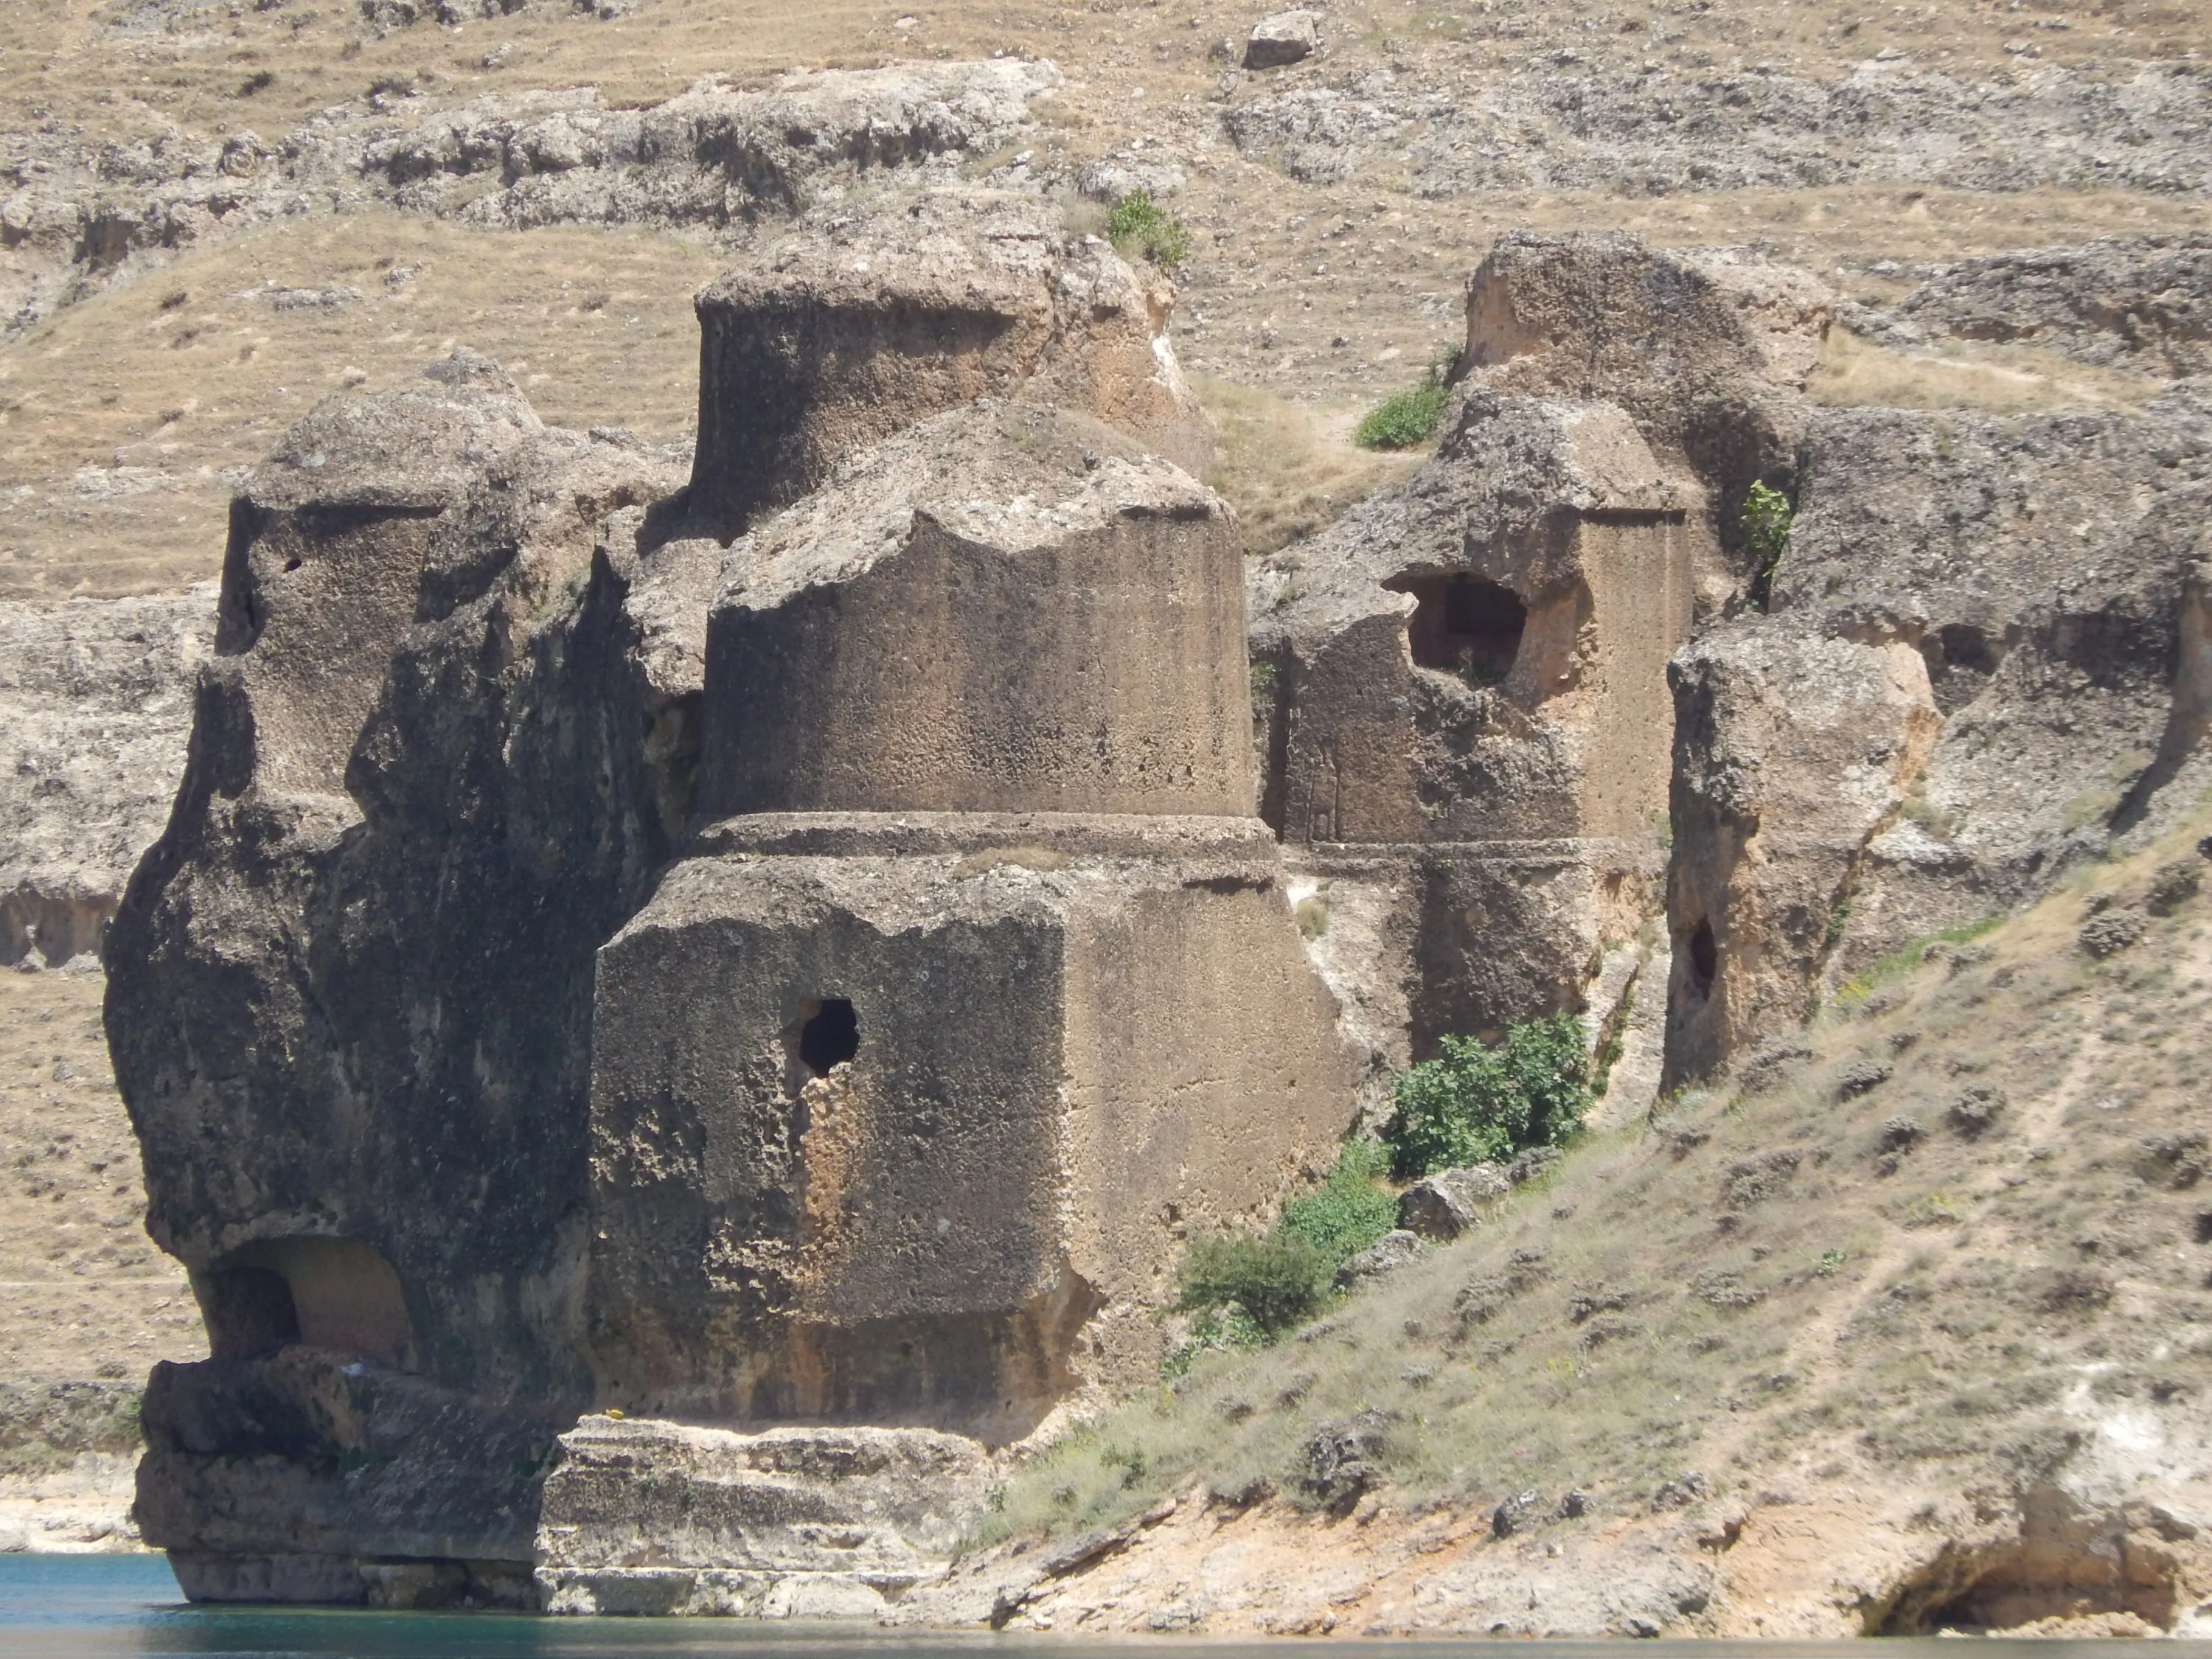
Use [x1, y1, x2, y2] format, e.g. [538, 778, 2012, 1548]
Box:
[0, 0, 2208, 1607]
[926, 821, 2212, 1638]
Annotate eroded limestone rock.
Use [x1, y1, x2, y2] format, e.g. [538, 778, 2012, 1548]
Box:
[0, 590, 212, 967]
[684, 191, 1207, 529]
[536, 1416, 991, 1615]
[108, 188, 1349, 1600]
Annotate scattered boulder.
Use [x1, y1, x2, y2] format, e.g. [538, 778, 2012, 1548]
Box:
[1244, 11, 1318, 70]
[2079, 908, 2148, 959]
[1396, 1163, 1511, 1239]
[1508, 1145, 1563, 1185]
[1335, 1229, 1431, 1288]
[1302, 1408, 1390, 1514]
[2146, 858, 2202, 917]
[1492, 1488, 1542, 1537]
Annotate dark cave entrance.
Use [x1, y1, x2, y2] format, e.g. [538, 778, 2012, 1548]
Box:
[1391, 573, 1528, 684]
[1686, 919, 1719, 998]
[201, 1264, 300, 1360]
[199, 1237, 417, 1368]
[796, 998, 860, 1077]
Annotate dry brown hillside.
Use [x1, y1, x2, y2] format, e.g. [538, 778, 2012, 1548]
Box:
[919, 820, 2212, 1638]
[0, 967, 202, 1551]
[4, 0, 2211, 597]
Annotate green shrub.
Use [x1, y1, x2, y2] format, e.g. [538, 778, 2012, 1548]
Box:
[1175, 1231, 1331, 1336]
[1384, 1013, 1591, 1178]
[1354, 377, 1449, 450]
[1106, 190, 1192, 272]
[1279, 1138, 1394, 1262]
[1160, 1301, 1266, 1380]
[1742, 479, 1794, 607]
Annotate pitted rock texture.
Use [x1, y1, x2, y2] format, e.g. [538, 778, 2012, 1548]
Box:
[108, 352, 688, 1408]
[1223, 61, 2212, 198]
[1891, 234, 2212, 377]
[684, 189, 1207, 529]
[106, 195, 1352, 1593]
[0, 590, 213, 966]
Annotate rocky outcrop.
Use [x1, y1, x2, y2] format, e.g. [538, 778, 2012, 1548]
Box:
[0, 591, 212, 967]
[1892, 235, 2212, 377]
[1253, 234, 1828, 1099]
[105, 352, 690, 1597]
[1251, 228, 2212, 1094]
[106, 189, 1352, 1602]
[536, 1416, 992, 1616]
[1224, 60, 2212, 197]
[682, 190, 1207, 529]
[1667, 388, 2212, 1079]
[0, 60, 1059, 338]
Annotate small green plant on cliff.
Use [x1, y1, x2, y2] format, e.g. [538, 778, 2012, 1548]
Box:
[1174, 1231, 1331, 1337]
[1106, 189, 1191, 273]
[1169, 1140, 1396, 1353]
[1279, 1137, 1395, 1262]
[1354, 358, 1452, 451]
[1742, 479, 1794, 609]
[1383, 1012, 1591, 1178]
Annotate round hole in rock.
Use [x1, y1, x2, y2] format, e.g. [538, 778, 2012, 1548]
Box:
[798, 998, 860, 1077]
[1387, 572, 1528, 684]
[1686, 919, 1719, 997]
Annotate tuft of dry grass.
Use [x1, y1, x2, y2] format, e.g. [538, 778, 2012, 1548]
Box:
[1804, 326, 2168, 413]
[1192, 375, 1424, 559]
[0, 212, 720, 599]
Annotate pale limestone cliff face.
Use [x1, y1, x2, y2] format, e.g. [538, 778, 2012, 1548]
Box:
[0, 591, 213, 967]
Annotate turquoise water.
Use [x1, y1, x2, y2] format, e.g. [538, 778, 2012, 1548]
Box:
[1, 1554, 2199, 1656]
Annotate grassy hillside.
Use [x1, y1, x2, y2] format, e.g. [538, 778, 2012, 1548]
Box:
[966, 812, 2212, 1635]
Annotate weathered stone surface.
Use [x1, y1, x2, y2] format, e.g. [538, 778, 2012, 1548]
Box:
[1253, 383, 1700, 1070]
[1664, 388, 2212, 1079]
[699, 402, 1242, 818]
[588, 817, 1346, 1441]
[1, 61, 1062, 340]
[1461, 232, 1834, 449]
[109, 195, 1349, 1597]
[1664, 624, 1941, 1085]
[1248, 234, 1835, 1107]
[1244, 12, 1318, 71]
[1336, 1228, 1430, 1287]
[0, 590, 212, 967]
[1397, 1163, 1510, 1240]
[536, 1416, 991, 1616]
[684, 191, 1208, 529]
[105, 355, 691, 1587]
[1223, 61, 2212, 198]
[1892, 235, 2212, 378]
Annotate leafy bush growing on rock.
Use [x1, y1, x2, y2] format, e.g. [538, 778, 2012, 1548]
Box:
[1106, 189, 1191, 272]
[1384, 1013, 1590, 1179]
[1354, 360, 1451, 450]
[1742, 479, 1794, 608]
[1279, 1138, 1395, 1262]
[1172, 1140, 1397, 1348]
[1175, 1231, 1331, 1336]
